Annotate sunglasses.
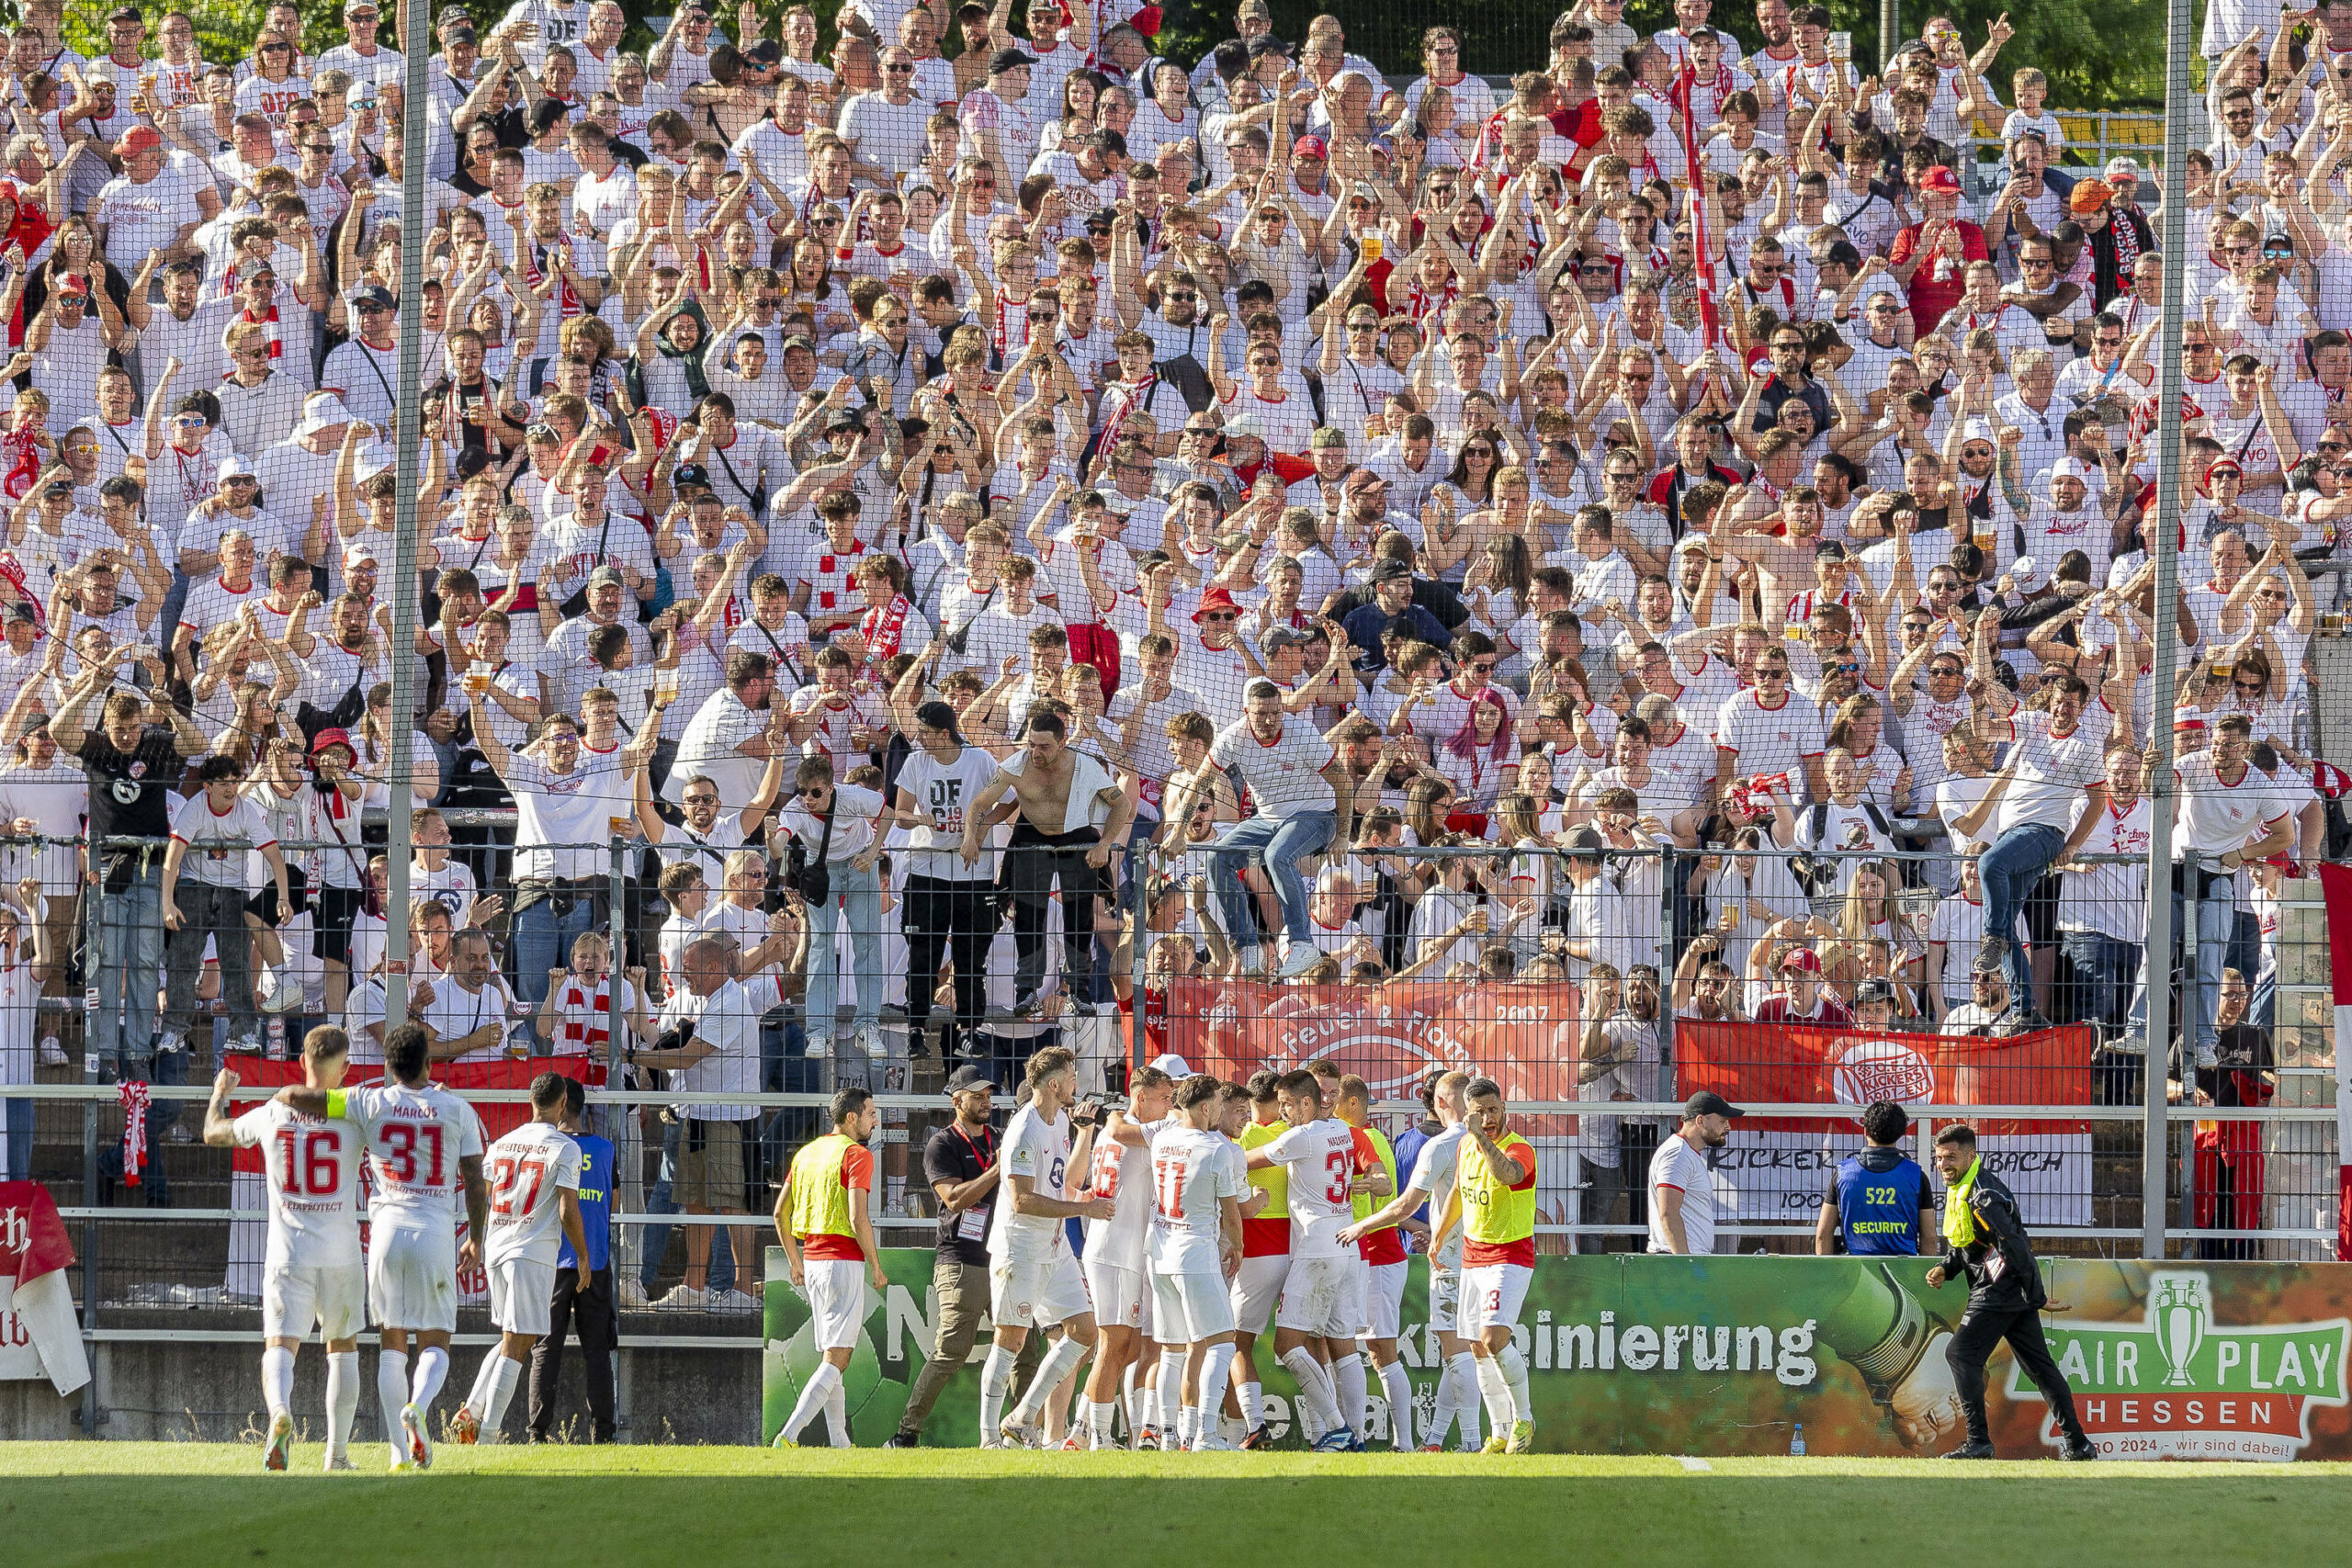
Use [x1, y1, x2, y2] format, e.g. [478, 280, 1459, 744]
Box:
[1201, 612, 1237, 623]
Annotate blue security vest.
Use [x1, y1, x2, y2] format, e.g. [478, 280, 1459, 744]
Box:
[1832, 1146, 1928, 1256]
[560, 1132, 615, 1273]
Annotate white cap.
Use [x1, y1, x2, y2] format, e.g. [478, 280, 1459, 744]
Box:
[1148, 1054, 1192, 1077]
[2045, 457, 2092, 484]
[215, 455, 255, 484]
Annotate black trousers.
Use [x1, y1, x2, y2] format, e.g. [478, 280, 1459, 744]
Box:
[1004, 831, 1104, 1000]
[1946, 1300, 2086, 1447]
[528, 1264, 617, 1442]
[904, 875, 999, 1034]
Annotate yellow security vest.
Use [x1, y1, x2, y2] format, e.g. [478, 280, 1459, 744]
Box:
[787, 1132, 860, 1243]
[1460, 1132, 1537, 1247]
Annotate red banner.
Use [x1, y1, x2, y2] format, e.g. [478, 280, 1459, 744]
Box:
[1160, 978, 1589, 1127]
[220, 1055, 607, 1171]
[1676, 1021, 2098, 1136]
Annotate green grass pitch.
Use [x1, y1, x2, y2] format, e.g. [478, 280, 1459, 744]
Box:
[6, 1443, 2352, 1566]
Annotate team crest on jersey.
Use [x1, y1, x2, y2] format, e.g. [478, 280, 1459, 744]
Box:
[129, 761, 147, 778]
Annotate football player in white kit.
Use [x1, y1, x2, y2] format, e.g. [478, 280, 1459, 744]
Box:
[1145, 1075, 1249, 1451]
[1077, 1064, 1176, 1448]
[203, 1027, 368, 1472]
[981, 1045, 1115, 1449]
[449, 1072, 589, 1446]
[277, 1020, 488, 1471]
[1243, 1069, 1389, 1453]
[1341, 1069, 1477, 1452]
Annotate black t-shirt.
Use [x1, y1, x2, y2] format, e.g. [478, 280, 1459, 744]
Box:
[922, 1120, 998, 1266]
[79, 724, 186, 870]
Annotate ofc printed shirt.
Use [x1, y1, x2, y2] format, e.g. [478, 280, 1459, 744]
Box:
[989, 1102, 1073, 1262]
[231, 1099, 364, 1269]
[1147, 1123, 1249, 1276]
[482, 1118, 585, 1269]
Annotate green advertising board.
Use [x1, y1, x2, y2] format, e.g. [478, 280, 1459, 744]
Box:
[763, 1249, 2352, 1459]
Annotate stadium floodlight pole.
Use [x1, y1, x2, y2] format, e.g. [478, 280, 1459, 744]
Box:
[1880, 0, 1899, 70]
[382, 0, 434, 1029]
[2138, 0, 2195, 1263]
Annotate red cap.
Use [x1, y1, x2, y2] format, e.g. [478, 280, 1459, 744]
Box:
[311, 727, 355, 758]
[1192, 586, 1241, 621]
[1919, 164, 1962, 195]
[1292, 134, 1328, 161]
[1779, 946, 1822, 975]
[2173, 716, 2207, 731]
[114, 125, 162, 156]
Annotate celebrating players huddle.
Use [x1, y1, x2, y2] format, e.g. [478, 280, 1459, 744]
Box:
[202, 1023, 588, 1472]
[775, 1052, 1541, 1453]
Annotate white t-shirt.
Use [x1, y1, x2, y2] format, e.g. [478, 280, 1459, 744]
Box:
[1646, 1131, 1716, 1254]
[1146, 1123, 1248, 1275]
[1209, 717, 1336, 818]
[677, 971, 787, 1122]
[894, 745, 1001, 882]
[509, 753, 629, 881]
[337, 1080, 488, 1230]
[989, 1102, 1071, 1260]
[1259, 1116, 1360, 1260]
[1080, 1114, 1169, 1272]
[482, 1118, 585, 1269]
[168, 792, 278, 888]
[231, 1100, 364, 1269]
[1406, 1123, 1466, 1269]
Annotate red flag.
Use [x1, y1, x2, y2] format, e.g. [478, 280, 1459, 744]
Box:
[1672, 62, 1722, 350]
[2316, 864, 2352, 1258]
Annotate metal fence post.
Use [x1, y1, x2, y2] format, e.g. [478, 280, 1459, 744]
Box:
[78, 857, 101, 1439]
[605, 835, 628, 1145]
[1129, 838, 1151, 1078]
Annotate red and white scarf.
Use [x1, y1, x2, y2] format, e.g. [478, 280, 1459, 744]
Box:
[858, 592, 912, 662]
[526, 232, 585, 320]
[552, 974, 615, 1056]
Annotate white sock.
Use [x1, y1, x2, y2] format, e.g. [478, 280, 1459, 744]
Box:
[1089, 1401, 1119, 1450]
[1155, 1348, 1185, 1432]
[1219, 1414, 1247, 1445]
[1498, 1344, 1531, 1427]
[1379, 1358, 1414, 1450]
[1238, 1379, 1264, 1432]
[825, 1379, 850, 1447]
[1013, 1335, 1089, 1424]
[1281, 1347, 1340, 1431]
[377, 1350, 409, 1458]
[1329, 1351, 1366, 1438]
[261, 1345, 296, 1421]
[1446, 1353, 1483, 1450]
[479, 1355, 524, 1444]
[325, 1351, 359, 1461]
[1474, 1353, 1514, 1429]
[463, 1350, 503, 1418]
[978, 1346, 1016, 1442]
[1177, 1404, 1198, 1450]
[1125, 1385, 1148, 1446]
[1196, 1343, 1237, 1447]
[784, 1359, 841, 1441]
[410, 1345, 450, 1414]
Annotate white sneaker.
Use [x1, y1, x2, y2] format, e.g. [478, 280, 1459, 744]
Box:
[38, 1038, 65, 1066]
[2196, 1042, 2219, 1069]
[881, 1200, 908, 1220]
[656, 1284, 713, 1310]
[854, 1023, 886, 1060]
[226, 1032, 264, 1056]
[153, 1030, 187, 1055]
[803, 1034, 832, 1059]
[710, 1289, 762, 1314]
[260, 969, 305, 1015]
[617, 1278, 650, 1310]
[1276, 940, 1320, 979]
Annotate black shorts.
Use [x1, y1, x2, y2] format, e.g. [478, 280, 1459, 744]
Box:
[244, 865, 310, 928]
[316, 884, 368, 966]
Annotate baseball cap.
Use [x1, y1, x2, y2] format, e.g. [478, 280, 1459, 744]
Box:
[114, 125, 162, 157]
[587, 565, 626, 589]
[345, 0, 381, 14]
[1368, 558, 1411, 583]
[2068, 178, 2113, 214]
[1853, 977, 1896, 1008]
[2047, 457, 2093, 484]
[1148, 1053, 1193, 1077]
[1308, 426, 1346, 450]
[672, 462, 712, 489]
[347, 283, 396, 311]
[216, 456, 255, 484]
[743, 39, 782, 66]
[944, 1065, 997, 1096]
[1919, 164, 1962, 195]
[343, 541, 380, 570]
[989, 47, 1040, 73]
[1293, 135, 1329, 161]
[1683, 1091, 1744, 1120]
[107, 6, 142, 21]
[824, 406, 865, 433]
[1262, 626, 1311, 653]
[1, 602, 32, 626]
[38, 478, 72, 499]
[1779, 946, 1823, 975]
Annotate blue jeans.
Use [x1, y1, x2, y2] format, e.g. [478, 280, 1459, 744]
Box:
[94, 868, 166, 1070]
[2128, 872, 2234, 1055]
[514, 891, 594, 1044]
[6, 1094, 31, 1181]
[1208, 809, 1338, 960]
[803, 863, 881, 1041]
[2060, 931, 2140, 1036]
[1978, 823, 2065, 1011]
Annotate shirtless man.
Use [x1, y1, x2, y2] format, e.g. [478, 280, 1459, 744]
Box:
[959, 706, 1135, 1017]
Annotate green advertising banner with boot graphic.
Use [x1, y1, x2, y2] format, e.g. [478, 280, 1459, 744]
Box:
[763, 1249, 2352, 1459]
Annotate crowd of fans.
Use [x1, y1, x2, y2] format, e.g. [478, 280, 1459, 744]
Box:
[0, 0, 2329, 1282]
